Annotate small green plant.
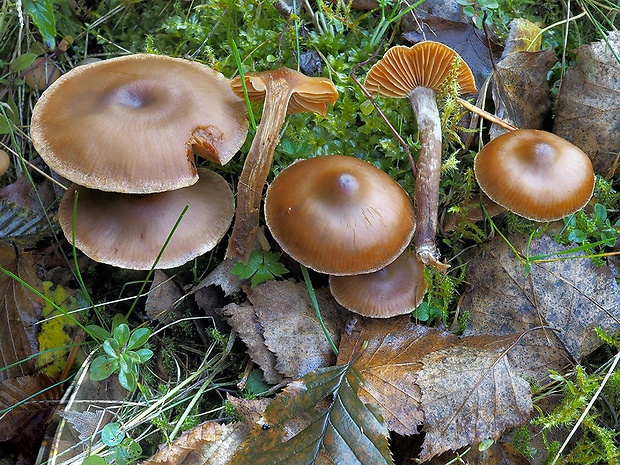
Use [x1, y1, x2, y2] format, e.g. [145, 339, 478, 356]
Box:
[231, 249, 289, 287]
[88, 318, 153, 392]
[560, 203, 620, 248]
[456, 0, 500, 30]
[82, 422, 143, 465]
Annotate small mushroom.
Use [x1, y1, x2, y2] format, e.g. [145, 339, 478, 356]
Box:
[474, 129, 595, 221]
[58, 168, 234, 270]
[264, 155, 415, 275]
[226, 67, 338, 261]
[24, 57, 62, 91]
[31, 54, 248, 194]
[0, 149, 9, 176]
[329, 251, 426, 318]
[364, 41, 477, 270]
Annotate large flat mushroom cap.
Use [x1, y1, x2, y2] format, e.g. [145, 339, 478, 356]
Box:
[329, 252, 426, 318]
[31, 54, 248, 194]
[265, 155, 415, 275]
[364, 42, 477, 98]
[230, 67, 338, 116]
[58, 168, 234, 270]
[474, 129, 595, 221]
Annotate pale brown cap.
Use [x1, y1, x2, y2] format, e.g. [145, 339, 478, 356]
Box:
[265, 155, 415, 275]
[58, 168, 234, 270]
[329, 251, 426, 318]
[31, 54, 248, 194]
[230, 67, 338, 116]
[474, 129, 595, 221]
[364, 42, 477, 97]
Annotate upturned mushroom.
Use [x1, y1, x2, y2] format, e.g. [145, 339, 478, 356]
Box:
[364, 41, 477, 270]
[225, 67, 338, 261]
[58, 168, 234, 270]
[329, 251, 426, 318]
[474, 129, 595, 221]
[30, 54, 248, 194]
[264, 155, 415, 275]
[0, 149, 9, 176]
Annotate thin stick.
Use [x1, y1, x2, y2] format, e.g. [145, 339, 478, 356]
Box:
[456, 97, 518, 132]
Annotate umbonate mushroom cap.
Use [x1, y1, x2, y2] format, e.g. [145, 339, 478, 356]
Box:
[58, 168, 234, 270]
[230, 67, 338, 116]
[329, 251, 426, 318]
[364, 41, 477, 98]
[265, 155, 415, 275]
[31, 54, 248, 194]
[474, 129, 595, 221]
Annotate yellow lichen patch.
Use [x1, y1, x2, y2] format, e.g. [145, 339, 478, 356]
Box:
[35, 282, 79, 379]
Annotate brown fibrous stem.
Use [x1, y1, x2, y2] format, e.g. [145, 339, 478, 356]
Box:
[226, 78, 293, 262]
[409, 86, 448, 271]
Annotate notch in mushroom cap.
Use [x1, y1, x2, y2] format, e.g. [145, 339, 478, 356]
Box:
[364, 42, 476, 270]
[329, 251, 427, 318]
[265, 155, 415, 276]
[31, 54, 248, 194]
[226, 67, 338, 261]
[474, 129, 595, 221]
[57, 168, 234, 270]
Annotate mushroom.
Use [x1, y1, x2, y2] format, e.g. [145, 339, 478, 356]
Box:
[0, 149, 9, 176]
[329, 251, 426, 318]
[364, 41, 477, 270]
[57, 168, 234, 270]
[225, 67, 338, 261]
[24, 57, 62, 91]
[264, 154, 415, 275]
[30, 54, 248, 194]
[473, 129, 595, 221]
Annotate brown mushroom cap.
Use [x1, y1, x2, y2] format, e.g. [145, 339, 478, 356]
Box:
[474, 129, 595, 221]
[31, 54, 248, 194]
[0, 149, 9, 176]
[329, 251, 426, 318]
[265, 155, 415, 275]
[58, 168, 234, 270]
[364, 41, 477, 98]
[230, 67, 338, 116]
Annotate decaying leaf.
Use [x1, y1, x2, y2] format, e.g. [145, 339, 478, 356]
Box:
[416, 334, 532, 461]
[229, 364, 393, 465]
[226, 394, 270, 425]
[554, 31, 620, 175]
[460, 234, 620, 382]
[337, 316, 428, 435]
[427, 441, 531, 465]
[223, 280, 349, 384]
[337, 317, 531, 460]
[140, 421, 251, 465]
[0, 244, 44, 381]
[490, 48, 556, 137]
[0, 374, 62, 443]
[145, 270, 185, 322]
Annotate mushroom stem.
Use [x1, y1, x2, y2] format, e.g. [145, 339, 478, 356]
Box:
[226, 80, 292, 261]
[408, 86, 447, 271]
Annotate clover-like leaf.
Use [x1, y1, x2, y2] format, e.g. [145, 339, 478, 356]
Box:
[127, 327, 150, 350]
[89, 355, 118, 381]
[101, 422, 124, 447]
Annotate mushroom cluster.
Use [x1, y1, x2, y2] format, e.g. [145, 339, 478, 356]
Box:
[31, 54, 248, 269]
[265, 154, 424, 317]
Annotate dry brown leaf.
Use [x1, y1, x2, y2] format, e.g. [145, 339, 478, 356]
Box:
[0, 374, 62, 443]
[226, 394, 270, 425]
[337, 316, 531, 460]
[554, 31, 620, 175]
[144, 270, 185, 322]
[416, 334, 533, 461]
[223, 279, 349, 384]
[337, 316, 430, 435]
[140, 421, 250, 465]
[0, 244, 44, 381]
[427, 442, 531, 465]
[490, 49, 556, 137]
[460, 234, 620, 383]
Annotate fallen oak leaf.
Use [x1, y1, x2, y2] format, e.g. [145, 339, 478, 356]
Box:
[229, 364, 393, 465]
